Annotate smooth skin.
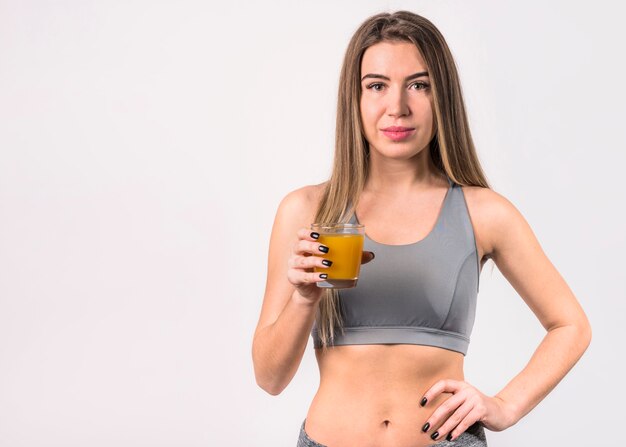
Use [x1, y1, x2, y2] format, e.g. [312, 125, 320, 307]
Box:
[252, 41, 591, 446]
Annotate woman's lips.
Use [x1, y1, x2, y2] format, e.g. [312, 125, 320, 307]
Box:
[381, 127, 415, 141]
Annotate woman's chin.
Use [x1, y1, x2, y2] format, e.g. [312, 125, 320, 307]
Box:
[370, 145, 429, 161]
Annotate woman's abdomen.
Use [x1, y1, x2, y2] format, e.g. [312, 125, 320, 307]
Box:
[305, 344, 465, 447]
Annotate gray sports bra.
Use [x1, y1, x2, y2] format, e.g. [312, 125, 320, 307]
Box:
[311, 178, 480, 355]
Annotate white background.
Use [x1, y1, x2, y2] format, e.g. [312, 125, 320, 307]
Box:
[1, 1, 624, 445]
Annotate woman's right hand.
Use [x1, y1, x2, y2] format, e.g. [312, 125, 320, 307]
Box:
[286, 228, 330, 305]
[286, 228, 375, 305]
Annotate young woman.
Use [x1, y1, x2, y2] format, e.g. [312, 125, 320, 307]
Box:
[252, 11, 591, 447]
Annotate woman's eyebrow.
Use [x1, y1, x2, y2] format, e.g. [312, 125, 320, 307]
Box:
[361, 71, 429, 82]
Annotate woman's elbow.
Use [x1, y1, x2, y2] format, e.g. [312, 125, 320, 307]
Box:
[255, 375, 286, 396]
[581, 317, 592, 350]
[252, 346, 288, 396]
[571, 313, 592, 355]
[253, 359, 288, 395]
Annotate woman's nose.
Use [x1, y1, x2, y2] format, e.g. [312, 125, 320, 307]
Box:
[386, 89, 410, 117]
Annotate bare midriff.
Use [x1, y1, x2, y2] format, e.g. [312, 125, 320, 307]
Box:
[305, 344, 465, 447]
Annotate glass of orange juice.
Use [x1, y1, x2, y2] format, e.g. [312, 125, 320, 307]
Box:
[311, 223, 365, 289]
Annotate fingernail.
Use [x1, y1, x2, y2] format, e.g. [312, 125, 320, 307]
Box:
[319, 273, 328, 279]
[430, 431, 439, 441]
[321, 259, 333, 267]
[421, 422, 430, 432]
[420, 397, 427, 407]
[310, 232, 319, 239]
[319, 245, 329, 253]
[371, 251, 375, 259]
[446, 433, 453, 441]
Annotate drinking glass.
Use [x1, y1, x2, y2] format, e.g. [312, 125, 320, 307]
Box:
[311, 223, 365, 289]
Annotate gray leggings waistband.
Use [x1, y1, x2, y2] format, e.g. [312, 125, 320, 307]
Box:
[297, 419, 488, 446]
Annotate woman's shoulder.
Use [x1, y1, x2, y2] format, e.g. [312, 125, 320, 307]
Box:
[279, 182, 327, 211]
[460, 184, 511, 212]
[460, 185, 528, 258]
[461, 185, 521, 222]
[275, 182, 328, 226]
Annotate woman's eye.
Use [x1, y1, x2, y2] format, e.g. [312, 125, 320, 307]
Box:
[366, 83, 385, 91]
[366, 82, 429, 92]
[410, 82, 429, 90]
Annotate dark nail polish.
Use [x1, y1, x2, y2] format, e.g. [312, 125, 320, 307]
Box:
[321, 259, 333, 267]
[430, 431, 439, 441]
[420, 397, 427, 407]
[319, 245, 329, 253]
[319, 273, 328, 279]
[371, 251, 375, 259]
[446, 433, 453, 441]
[310, 232, 319, 239]
[422, 422, 430, 432]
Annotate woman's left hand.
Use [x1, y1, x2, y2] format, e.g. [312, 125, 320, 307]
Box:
[419, 379, 518, 442]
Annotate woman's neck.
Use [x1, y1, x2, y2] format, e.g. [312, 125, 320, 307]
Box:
[364, 147, 445, 196]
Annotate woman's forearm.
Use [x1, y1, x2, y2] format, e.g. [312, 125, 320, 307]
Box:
[494, 321, 592, 426]
[252, 291, 319, 395]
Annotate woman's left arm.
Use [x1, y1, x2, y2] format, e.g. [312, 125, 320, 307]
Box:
[421, 188, 592, 441]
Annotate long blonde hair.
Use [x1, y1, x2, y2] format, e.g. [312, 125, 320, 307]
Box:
[313, 10, 490, 349]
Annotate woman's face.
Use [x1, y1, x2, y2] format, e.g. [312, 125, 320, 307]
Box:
[359, 41, 436, 160]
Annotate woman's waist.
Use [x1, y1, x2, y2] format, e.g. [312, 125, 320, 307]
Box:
[302, 411, 484, 447]
[307, 344, 465, 446]
[306, 388, 460, 447]
[315, 344, 464, 384]
[313, 365, 464, 415]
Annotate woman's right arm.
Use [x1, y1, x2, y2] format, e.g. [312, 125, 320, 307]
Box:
[251, 186, 329, 395]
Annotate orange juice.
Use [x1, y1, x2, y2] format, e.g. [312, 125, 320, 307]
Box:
[314, 233, 364, 288]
